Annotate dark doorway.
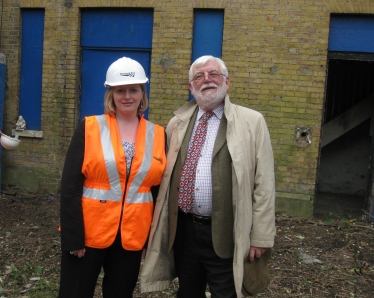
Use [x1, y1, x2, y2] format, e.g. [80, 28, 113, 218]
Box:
[315, 56, 374, 219]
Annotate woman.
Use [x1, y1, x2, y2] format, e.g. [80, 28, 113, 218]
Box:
[58, 57, 166, 298]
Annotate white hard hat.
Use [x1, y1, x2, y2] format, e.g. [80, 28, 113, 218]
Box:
[0, 132, 20, 150]
[104, 57, 149, 87]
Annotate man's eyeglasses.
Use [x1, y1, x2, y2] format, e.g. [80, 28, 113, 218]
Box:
[191, 71, 225, 82]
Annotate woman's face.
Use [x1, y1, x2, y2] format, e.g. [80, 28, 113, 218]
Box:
[112, 84, 143, 117]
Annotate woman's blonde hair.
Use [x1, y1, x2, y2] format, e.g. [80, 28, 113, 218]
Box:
[103, 84, 149, 116]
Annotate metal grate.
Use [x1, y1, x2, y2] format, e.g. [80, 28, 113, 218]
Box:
[324, 60, 374, 124]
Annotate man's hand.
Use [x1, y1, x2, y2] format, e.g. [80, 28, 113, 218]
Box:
[70, 248, 86, 258]
[249, 246, 267, 262]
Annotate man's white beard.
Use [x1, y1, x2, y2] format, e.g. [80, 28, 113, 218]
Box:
[192, 82, 227, 111]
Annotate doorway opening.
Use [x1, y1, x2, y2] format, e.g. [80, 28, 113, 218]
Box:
[315, 53, 374, 219]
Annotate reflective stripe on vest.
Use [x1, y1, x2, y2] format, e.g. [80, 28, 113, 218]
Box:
[82, 115, 155, 203]
[127, 120, 154, 204]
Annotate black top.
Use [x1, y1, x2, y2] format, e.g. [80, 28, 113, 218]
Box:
[60, 120, 86, 251]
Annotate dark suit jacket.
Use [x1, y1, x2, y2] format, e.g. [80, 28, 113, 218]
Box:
[168, 107, 234, 258]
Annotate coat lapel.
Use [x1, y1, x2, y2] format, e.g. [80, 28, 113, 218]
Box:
[179, 107, 198, 164]
[212, 114, 227, 159]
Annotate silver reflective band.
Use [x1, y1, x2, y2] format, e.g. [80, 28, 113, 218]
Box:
[127, 121, 154, 203]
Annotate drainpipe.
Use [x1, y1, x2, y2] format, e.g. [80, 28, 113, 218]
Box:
[0, 53, 6, 194]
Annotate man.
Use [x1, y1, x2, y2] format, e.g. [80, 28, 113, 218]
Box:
[141, 55, 275, 298]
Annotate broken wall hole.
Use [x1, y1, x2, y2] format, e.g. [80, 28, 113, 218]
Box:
[294, 127, 312, 147]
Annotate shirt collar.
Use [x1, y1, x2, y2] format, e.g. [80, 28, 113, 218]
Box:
[197, 103, 224, 121]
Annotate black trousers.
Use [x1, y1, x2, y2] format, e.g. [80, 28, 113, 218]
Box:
[58, 232, 142, 298]
[174, 211, 236, 298]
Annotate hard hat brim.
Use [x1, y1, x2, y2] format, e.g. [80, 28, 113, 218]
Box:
[104, 78, 149, 87]
[0, 133, 20, 149]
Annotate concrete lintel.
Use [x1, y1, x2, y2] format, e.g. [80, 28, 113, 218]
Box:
[12, 129, 43, 138]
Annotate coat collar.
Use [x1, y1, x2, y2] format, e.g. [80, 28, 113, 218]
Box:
[174, 99, 198, 122]
[223, 94, 234, 122]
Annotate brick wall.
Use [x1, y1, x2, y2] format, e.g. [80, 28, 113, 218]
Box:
[0, 0, 373, 216]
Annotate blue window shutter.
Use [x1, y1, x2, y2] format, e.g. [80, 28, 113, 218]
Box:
[329, 14, 374, 53]
[81, 9, 153, 49]
[192, 9, 224, 62]
[190, 9, 224, 100]
[20, 9, 44, 130]
[80, 9, 153, 119]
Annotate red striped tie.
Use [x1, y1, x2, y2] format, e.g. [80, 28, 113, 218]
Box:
[178, 111, 213, 213]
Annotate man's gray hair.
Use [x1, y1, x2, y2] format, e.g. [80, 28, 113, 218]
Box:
[189, 55, 229, 82]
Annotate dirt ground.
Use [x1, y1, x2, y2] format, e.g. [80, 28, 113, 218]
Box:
[0, 192, 373, 298]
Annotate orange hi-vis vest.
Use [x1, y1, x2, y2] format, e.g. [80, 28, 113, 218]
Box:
[82, 114, 166, 250]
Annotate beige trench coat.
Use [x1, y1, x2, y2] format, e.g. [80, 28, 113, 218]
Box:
[141, 95, 276, 297]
